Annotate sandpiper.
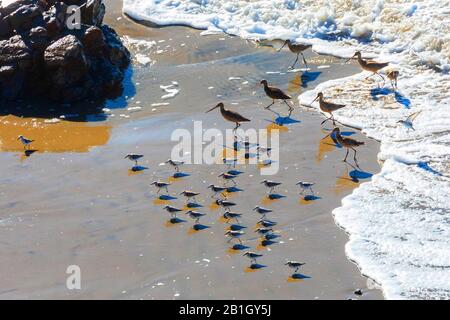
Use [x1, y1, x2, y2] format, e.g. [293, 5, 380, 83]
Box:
[223, 157, 238, 168]
[243, 251, 263, 264]
[386, 69, 399, 89]
[257, 219, 277, 228]
[185, 210, 206, 224]
[296, 181, 315, 195]
[124, 153, 144, 166]
[278, 40, 312, 69]
[285, 261, 306, 273]
[218, 172, 237, 185]
[346, 51, 389, 83]
[180, 190, 200, 203]
[310, 92, 346, 125]
[207, 184, 228, 198]
[261, 180, 282, 193]
[225, 230, 245, 243]
[150, 181, 171, 194]
[253, 206, 273, 218]
[257, 146, 272, 156]
[322, 128, 365, 167]
[165, 159, 184, 172]
[255, 227, 274, 236]
[223, 211, 242, 223]
[17, 135, 34, 150]
[206, 102, 250, 131]
[260, 80, 293, 111]
[216, 199, 236, 212]
[397, 111, 421, 132]
[162, 205, 183, 218]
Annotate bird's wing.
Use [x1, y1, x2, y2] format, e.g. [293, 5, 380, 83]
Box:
[367, 61, 389, 69]
[406, 111, 422, 122]
[269, 86, 292, 100]
[228, 109, 251, 122]
[343, 137, 365, 147]
[327, 102, 346, 111]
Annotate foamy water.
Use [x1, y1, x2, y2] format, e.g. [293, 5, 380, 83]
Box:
[123, 0, 450, 299]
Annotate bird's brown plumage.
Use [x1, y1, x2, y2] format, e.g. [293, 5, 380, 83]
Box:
[261, 80, 291, 100]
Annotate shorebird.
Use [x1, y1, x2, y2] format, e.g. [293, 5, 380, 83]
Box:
[124, 153, 144, 166]
[218, 172, 237, 185]
[165, 159, 184, 172]
[223, 211, 242, 223]
[185, 210, 206, 224]
[253, 206, 273, 218]
[207, 184, 227, 198]
[180, 190, 200, 203]
[285, 261, 306, 273]
[257, 146, 272, 156]
[260, 80, 293, 111]
[243, 251, 263, 264]
[296, 181, 315, 195]
[255, 227, 273, 236]
[206, 102, 250, 131]
[310, 92, 346, 125]
[346, 51, 389, 83]
[162, 205, 183, 218]
[223, 157, 238, 168]
[17, 135, 34, 150]
[257, 219, 277, 228]
[322, 128, 365, 167]
[225, 230, 244, 244]
[150, 181, 171, 194]
[397, 111, 421, 132]
[386, 69, 399, 89]
[216, 199, 236, 212]
[261, 180, 282, 193]
[278, 40, 312, 69]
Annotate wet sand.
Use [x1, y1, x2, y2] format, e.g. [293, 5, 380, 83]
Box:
[0, 1, 383, 299]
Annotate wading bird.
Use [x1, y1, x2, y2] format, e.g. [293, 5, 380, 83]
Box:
[216, 199, 236, 212]
[223, 211, 242, 223]
[218, 172, 238, 185]
[397, 111, 421, 132]
[225, 230, 245, 244]
[150, 181, 171, 194]
[257, 219, 277, 228]
[165, 159, 184, 172]
[253, 206, 273, 218]
[17, 135, 34, 150]
[206, 102, 250, 131]
[296, 181, 315, 195]
[346, 51, 389, 83]
[124, 153, 144, 166]
[278, 40, 312, 69]
[243, 251, 263, 264]
[322, 128, 365, 168]
[185, 210, 206, 224]
[260, 80, 293, 111]
[162, 205, 183, 218]
[261, 180, 282, 193]
[207, 184, 227, 198]
[180, 190, 200, 203]
[386, 69, 399, 89]
[285, 261, 306, 273]
[310, 92, 346, 125]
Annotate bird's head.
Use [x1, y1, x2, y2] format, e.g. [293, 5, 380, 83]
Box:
[260, 180, 267, 184]
[224, 230, 231, 235]
[260, 79, 268, 86]
[165, 159, 172, 164]
[185, 210, 192, 214]
[206, 102, 223, 113]
[243, 252, 250, 257]
[150, 181, 157, 185]
[17, 135, 24, 140]
[311, 92, 323, 105]
[253, 206, 260, 211]
[207, 184, 214, 189]
[124, 154, 130, 159]
[345, 51, 361, 63]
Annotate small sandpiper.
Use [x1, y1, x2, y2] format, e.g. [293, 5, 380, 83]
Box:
[162, 205, 183, 218]
[257, 219, 277, 228]
[124, 153, 144, 166]
[180, 190, 200, 203]
[255, 227, 274, 236]
[285, 261, 306, 273]
[207, 184, 227, 198]
[225, 230, 245, 243]
[261, 180, 282, 193]
[223, 157, 238, 168]
[17, 135, 34, 150]
[165, 159, 184, 172]
[296, 181, 315, 195]
[150, 181, 171, 194]
[218, 172, 237, 185]
[216, 199, 236, 212]
[397, 111, 421, 132]
[243, 251, 263, 264]
[257, 146, 272, 157]
[253, 206, 273, 218]
[223, 211, 242, 223]
[185, 210, 206, 224]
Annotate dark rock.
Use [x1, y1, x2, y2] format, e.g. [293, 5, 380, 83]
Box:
[28, 26, 48, 50]
[8, 4, 42, 30]
[81, 26, 105, 56]
[354, 289, 363, 296]
[0, 0, 35, 16]
[44, 34, 87, 68]
[81, 0, 104, 26]
[0, 35, 32, 65]
[0, 15, 13, 39]
[102, 25, 130, 69]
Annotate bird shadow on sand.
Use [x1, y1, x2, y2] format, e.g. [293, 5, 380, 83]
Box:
[417, 161, 442, 176]
[289, 273, 311, 281]
[191, 224, 210, 231]
[300, 71, 322, 88]
[230, 243, 249, 251]
[228, 224, 246, 231]
[301, 195, 321, 202]
[158, 194, 177, 201]
[370, 87, 411, 109]
[266, 109, 301, 126]
[23, 149, 38, 157]
[168, 217, 186, 224]
[226, 186, 244, 193]
[247, 263, 267, 271]
[227, 170, 243, 176]
[186, 202, 203, 208]
[267, 193, 286, 200]
[259, 239, 278, 247]
[130, 165, 148, 172]
[173, 172, 190, 179]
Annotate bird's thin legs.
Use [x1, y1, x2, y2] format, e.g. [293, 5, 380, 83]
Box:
[265, 100, 275, 110]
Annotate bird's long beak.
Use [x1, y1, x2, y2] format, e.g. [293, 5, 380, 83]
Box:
[277, 40, 287, 52]
[310, 95, 319, 106]
[321, 132, 332, 141]
[206, 104, 220, 113]
[344, 54, 355, 63]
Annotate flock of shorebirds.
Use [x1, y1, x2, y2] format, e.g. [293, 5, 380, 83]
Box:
[15, 39, 416, 280]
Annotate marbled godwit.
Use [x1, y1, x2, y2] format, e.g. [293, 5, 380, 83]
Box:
[386, 69, 399, 89]
[180, 190, 200, 203]
[397, 111, 421, 132]
[261, 180, 282, 193]
[243, 251, 263, 264]
[150, 181, 171, 194]
[310, 92, 346, 125]
[285, 261, 305, 273]
[278, 40, 312, 69]
[225, 230, 244, 243]
[185, 210, 206, 223]
[296, 181, 315, 195]
[208, 184, 227, 198]
[165, 159, 184, 172]
[323, 128, 365, 167]
[223, 211, 242, 223]
[162, 205, 182, 218]
[206, 102, 250, 131]
[17, 135, 34, 150]
[260, 80, 293, 111]
[346, 51, 389, 83]
[124, 153, 143, 166]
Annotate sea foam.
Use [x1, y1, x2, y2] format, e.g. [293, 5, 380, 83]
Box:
[123, 0, 450, 299]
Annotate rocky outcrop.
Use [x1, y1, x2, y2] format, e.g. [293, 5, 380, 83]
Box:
[0, 0, 130, 104]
